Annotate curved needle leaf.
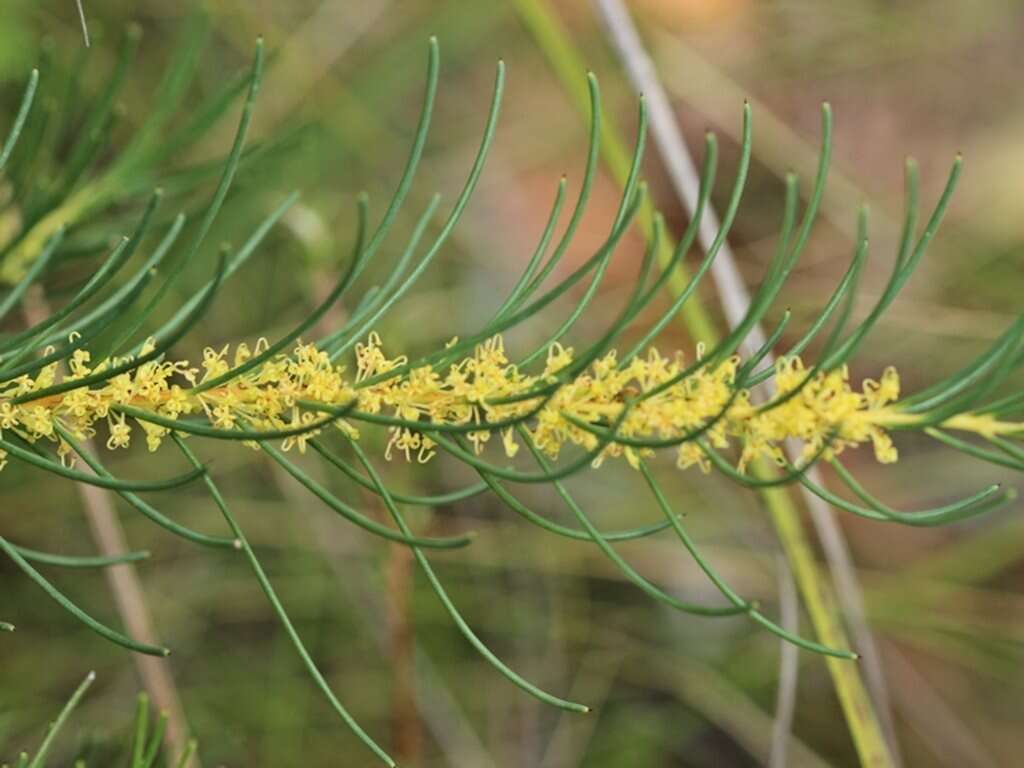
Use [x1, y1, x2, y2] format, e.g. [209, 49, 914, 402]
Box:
[310, 438, 489, 507]
[470, 448, 680, 542]
[110, 38, 265, 354]
[0, 536, 168, 656]
[0, 228, 63, 325]
[329, 56, 506, 361]
[55, 425, 238, 549]
[259, 438, 474, 550]
[0, 436, 204, 493]
[0, 68, 39, 170]
[0, 190, 163, 358]
[27, 670, 96, 768]
[171, 435, 396, 767]
[11, 251, 227, 406]
[10, 543, 149, 568]
[639, 459, 859, 658]
[345, 434, 589, 712]
[516, 426, 745, 617]
[834, 458, 1007, 525]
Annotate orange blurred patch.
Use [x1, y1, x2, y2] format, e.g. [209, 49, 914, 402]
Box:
[631, 0, 748, 28]
[517, 168, 648, 289]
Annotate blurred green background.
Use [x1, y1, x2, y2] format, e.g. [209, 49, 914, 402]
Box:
[2, 1, 1023, 766]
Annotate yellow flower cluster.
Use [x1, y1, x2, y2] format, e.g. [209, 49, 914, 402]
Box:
[735, 357, 901, 469]
[0, 332, 906, 476]
[350, 334, 902, 471]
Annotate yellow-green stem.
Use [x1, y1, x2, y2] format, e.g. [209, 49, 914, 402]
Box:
[758, 471, 892, 767]
[1, 179, 113, 284]
[513, 2, 893, 765]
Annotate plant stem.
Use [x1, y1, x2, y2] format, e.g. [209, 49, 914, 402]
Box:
[758, 477, 892, 766]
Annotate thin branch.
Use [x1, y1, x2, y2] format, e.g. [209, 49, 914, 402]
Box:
[75, 0, 91, 48]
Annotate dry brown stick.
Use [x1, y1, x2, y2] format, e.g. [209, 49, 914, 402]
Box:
[73, 482, 196, 765]
[769, 553, 800, 768]
[387, 541, 423, 763]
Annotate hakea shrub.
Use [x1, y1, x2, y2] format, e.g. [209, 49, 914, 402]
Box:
[4, 28, 1024, 768]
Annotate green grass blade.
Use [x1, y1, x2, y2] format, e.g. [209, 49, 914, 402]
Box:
[140, 710, 168, 768]
[131, 693, 149, 768]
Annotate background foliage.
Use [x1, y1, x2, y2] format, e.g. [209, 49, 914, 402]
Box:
[3, 2, 1024, 766]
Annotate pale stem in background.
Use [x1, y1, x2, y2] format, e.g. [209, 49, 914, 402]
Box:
[75, 0, 90, 47]
[257, 0, 392, 127]
[770, 554, 799, 768]
[590, 0, 901, 763]
[883, 643, 997, 768]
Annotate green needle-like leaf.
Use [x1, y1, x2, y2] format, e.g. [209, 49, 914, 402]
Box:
[344, 434, 590, 713]
[0, 68, 39, 170]
[172, 435, 396, 767]
[0, 537, 168, 656]
[26, 671, 96, 768]
[638, 459, 854, 657]
[259, 438, 475, 550]
[10, 543, 149, 568]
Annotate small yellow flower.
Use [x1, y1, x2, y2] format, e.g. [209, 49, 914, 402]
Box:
[106, 416, 131, 450]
